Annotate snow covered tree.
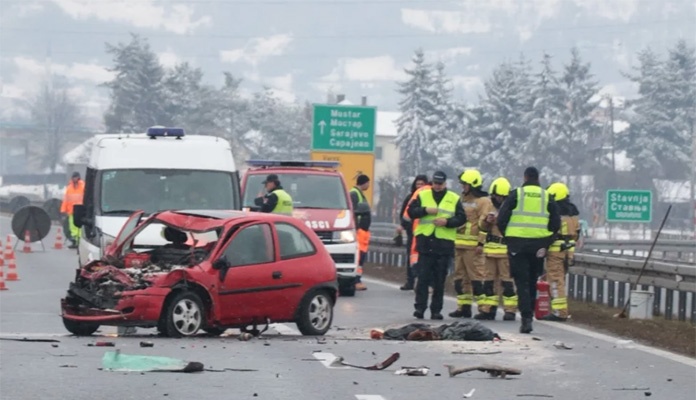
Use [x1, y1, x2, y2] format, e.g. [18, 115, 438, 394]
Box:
[103, 34, 170, 132]
[429, 61, 460, 177]
[214, 72, 252, 163]
[395, 49, 439, 178]
[162, 62, 218, 135]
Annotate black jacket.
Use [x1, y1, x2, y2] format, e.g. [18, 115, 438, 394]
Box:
[407, 188, 467, 256]
[254, 185, 285, 213]
[399, 193, 413, 232]
[350, 188, 371, 231]
[497, 182, 561, 254]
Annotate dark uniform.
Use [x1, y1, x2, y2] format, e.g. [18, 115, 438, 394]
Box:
[407, 171, 467, 320]
[496, 167, 560, 334]
[254, 174, 294, 215]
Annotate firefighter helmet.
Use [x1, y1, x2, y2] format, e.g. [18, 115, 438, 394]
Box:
[547, 182, 569, 201]
[459, 169, 483, 188]
[489, 177, 511, 197]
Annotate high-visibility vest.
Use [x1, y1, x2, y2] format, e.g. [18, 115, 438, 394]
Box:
[413, 189, 459, 241]
[505, 186, 552, 238]
[549, 215, 580, 253]
[351, 187, 370, 224]
[60, 180, 85, 215]
[271, 189, 294, 215]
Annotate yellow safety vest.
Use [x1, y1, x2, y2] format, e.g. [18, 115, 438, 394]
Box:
[271, 189, 294, 215]
[549, 215, 579, 253]
[505, 186, 552, 239]
[413, 189, 459, 241]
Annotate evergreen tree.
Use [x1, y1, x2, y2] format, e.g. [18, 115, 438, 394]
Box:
[103, 34, 170, 132]
[214, 71, 251, 162]
[162, 62, 217, 135]
[430, 61, 458, 176]
[395, 49, 439, 178]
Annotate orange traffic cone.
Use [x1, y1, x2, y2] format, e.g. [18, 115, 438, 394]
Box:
[22, 230, 31, 253]
[4, 236, 15, 261]
[54, 227, 63, 250]
[0, 238, 4, 267]
[0, 264, 7, 291]
[6, 256, 19, 281]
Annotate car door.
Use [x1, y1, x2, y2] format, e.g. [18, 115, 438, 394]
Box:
[215, 222, 287, 324]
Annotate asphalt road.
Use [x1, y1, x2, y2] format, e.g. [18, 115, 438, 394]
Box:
[1, 216, 694, 400]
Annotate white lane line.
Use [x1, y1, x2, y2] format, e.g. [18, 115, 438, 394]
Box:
[312, 351, 350, 369]
[270, 323, 301, 336]
[0, 332, 70, 338]
[355, 396, 387, 400]
[361, 276, 696, 368]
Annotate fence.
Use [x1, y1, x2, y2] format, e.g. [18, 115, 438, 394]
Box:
[367, 222, 696, 323]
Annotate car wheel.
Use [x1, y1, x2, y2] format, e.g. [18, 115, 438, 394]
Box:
[296, 290, 334, 336]
[162, 291, 204, 338]
[62, 317, 99, 336]
[339, 282, 356, 297]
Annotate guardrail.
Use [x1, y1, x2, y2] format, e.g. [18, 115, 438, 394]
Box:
[367, 223, 696, 323]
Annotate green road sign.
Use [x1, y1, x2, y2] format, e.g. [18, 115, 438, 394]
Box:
[311, 104, 376, 153]
[606, 189, 652, 223]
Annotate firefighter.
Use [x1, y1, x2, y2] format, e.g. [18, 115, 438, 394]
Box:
[351, 174, 371, 291]
[449, 169, 492, 320]
[478, 177, 518, 321]
[543, 182, 581, 322]
[61, 172, 85, 249]
[254, 174, 294, 215]
[400, 176, 431, 290]
[407, 171, 467, 320]
[497, 167, 560, 334]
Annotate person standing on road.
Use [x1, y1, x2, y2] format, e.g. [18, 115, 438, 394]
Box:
[61, 172, 85, 249]
[497, 167, 560, 334]
[397, 174, 429, 290]
[254, 174, 294, 215]
[478, 177, 518, 321]
[407, 171, 467, 320]
[543, 182, 581, 322]
[351, 174, 372, 291]
[449, 169, 492, 320]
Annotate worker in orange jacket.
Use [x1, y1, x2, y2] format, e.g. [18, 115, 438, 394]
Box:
[401, 179, 432, 287]
[61, 172, 85, 249]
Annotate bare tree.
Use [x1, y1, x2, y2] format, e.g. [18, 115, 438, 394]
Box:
[29, 80, 82, 173]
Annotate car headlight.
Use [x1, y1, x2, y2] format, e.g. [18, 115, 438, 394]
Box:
[332, 229, 356, 243]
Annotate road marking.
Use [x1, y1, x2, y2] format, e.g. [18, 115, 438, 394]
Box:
[313, 351, 350, 369]
[0, 332, 70, 338]
[361, 276, 696, 368]
[270, 323, 301, 336]
[355, 396, 386, 400]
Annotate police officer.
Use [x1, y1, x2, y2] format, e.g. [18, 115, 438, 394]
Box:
[543, 182, 581, 322]
[254, 174, 294, 215]
[478, 177, 518, 321]
[407, 171, 467, 320]
[351, 174, 372, 291]
[497, 167, 560, 334]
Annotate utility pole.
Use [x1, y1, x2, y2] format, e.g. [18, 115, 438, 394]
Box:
[691, 117, 695, 238]
[609, 95, 616, 185]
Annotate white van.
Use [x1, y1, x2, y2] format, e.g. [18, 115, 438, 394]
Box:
[73, 127, 240, 266]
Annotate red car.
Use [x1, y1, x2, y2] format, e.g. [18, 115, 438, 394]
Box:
[60, 209, 338, 337]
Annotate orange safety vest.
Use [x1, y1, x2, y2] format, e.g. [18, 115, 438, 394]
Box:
[60, 179, 85, 215]
[402, 184, 432, 265]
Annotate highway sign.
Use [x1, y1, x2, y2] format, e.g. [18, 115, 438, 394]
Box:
[310, 151, 375, 206]
[311, 104, 376, 153]
[606, 189, 652, 223]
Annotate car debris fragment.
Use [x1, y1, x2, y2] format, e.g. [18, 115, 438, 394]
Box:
[88, 341, 115, 347]
[452, 350, 502, 355]
[328, 352, 400, 370]
[139, 341, 154, 348]
[395, 366, 429, 376]
[463, 388, 476, 398]
[553, 341, 573, 350]
[101, 350, 203, 373]
[445, 364, 522, 379]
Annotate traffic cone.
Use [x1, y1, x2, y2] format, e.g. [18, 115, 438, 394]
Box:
[5, 236, 15, 261]
[22, 230, 31, 253]
[0, 264, 7, 291]
[54, 227, 64, 250]
[6, 256, 19, 281]
[0, 238, 4, 267]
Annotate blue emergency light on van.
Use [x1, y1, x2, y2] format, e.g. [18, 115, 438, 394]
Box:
[246, 160, 340, 168]
[146, 126, 185, 139]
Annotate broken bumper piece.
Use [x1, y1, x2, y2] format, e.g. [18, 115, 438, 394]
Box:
[61, 290, 168, 325]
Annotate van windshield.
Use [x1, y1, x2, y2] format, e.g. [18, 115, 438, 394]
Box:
[243, 173, 348, 210]
[99, 169, 239, 215]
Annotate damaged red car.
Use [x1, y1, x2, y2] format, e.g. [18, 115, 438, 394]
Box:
[61, 210, 338, 337]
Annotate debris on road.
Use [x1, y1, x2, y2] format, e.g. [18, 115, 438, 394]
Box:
[552, 341, 573, 350]
[88, 341, 116, 347]
[59, 365, 77, 368]
[370, 329, 384, 339]
[238, 332, 254, 341]
[395, 366, 429, 376]
[532, 337, 542, 341]
[516, 395, 553, 398]
[463, 388, 476, 398]
[51, 344, 59, 348]
[329, 352, 400, 370]
[452, 350, 502, 355]
[139, 341, 154, 348]
[0, 337, 60, 343]
[381, 321, 499, 342]
[101, 350, 203, 373]
[445, 364, 522, 379]
[612, 387, 650, 391]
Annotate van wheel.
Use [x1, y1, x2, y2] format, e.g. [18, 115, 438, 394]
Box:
[63, 318, 99, 336]
[161, 291, 204, 338]
[296, 290, 333, 336]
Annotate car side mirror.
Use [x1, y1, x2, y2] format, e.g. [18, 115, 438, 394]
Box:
[212, 257, 230, 270]
[73, 205, 86, 228]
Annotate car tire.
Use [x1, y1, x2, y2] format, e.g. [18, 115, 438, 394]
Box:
[295, 290, 334, 336]
[161, 291, 205, 338]
[339, 283, 356, 297]
[62, 317, 99, 336]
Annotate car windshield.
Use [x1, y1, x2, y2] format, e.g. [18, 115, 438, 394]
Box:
[243, 173, 348, 210]
[99, 169, 239, 215]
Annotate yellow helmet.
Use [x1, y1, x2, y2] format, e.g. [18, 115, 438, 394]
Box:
[489, 177, 511, 196]
[459, 169, 483, 188]
[547, 182, 569, 201]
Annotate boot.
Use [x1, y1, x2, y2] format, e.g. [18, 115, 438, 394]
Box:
[448, 305, 472, 318]
[355, 282, 367, 291]
[520, 317, 533, 334]
[413, 310, 424, 319]
[400, 282, 414, 291]
[503, 312, 516, 321]
[474, 305, 497, 320]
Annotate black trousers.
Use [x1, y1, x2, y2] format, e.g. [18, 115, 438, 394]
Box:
[509, 251, 545, 319]
[414, 254, 450, 314]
